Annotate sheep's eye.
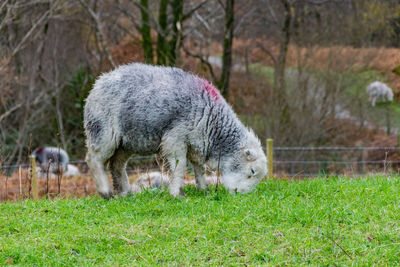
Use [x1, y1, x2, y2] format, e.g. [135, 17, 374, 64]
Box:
[251, 168, 256, 175]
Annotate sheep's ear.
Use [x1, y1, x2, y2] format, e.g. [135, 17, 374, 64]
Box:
[243, 149, 256, 161]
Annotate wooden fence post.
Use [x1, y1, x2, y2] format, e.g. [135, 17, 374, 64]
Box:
[397, 133, 400, 155]
[267, 139, 273, 178]
[18, 165, 22, 197]
[29, 155, 39, 200]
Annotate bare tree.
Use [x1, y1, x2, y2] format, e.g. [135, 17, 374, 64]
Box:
[182, 0, 236, 99]
[217, 0, 234, 99]
[156, 0, 169, 65]
[138, 0, 154, 64]
[78, 0, 116, 68]
[0, 0, 103, 163]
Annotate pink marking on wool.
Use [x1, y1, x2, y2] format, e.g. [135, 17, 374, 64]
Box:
[201, 79, 221, 101]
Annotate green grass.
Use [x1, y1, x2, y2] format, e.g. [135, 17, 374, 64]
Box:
[1, 177, 400, 265]
[338, 68, 383, 96]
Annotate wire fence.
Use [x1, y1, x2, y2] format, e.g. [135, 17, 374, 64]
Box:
[1, 146, 399, 177]
[0, 156, 160, 176]
[0, 155, 162, 202]
[1, 146, 399, 201]
[273, 146, 400, 177]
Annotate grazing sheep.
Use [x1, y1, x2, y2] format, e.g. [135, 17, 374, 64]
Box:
[366, 81, 394, 106]
[32, 147, 69, 174]
[84, 63, 267, 198]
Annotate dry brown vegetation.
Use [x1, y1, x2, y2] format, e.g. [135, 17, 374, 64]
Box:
[0, 172, 98, 202]
[234, 39, 400, 92]
[0, 167, 197, 202]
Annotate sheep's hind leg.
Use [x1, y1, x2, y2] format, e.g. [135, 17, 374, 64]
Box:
[168, 155, 187, 197]
[86, 147, 113, 199]
[161, 136, 187, 197]
[192, 162, 208, 191]
[109, 148, 131, 197]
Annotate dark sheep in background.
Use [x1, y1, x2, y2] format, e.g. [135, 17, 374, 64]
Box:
[32, 147, 69, 174]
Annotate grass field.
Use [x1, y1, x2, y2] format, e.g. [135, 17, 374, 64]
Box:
[1, 177, 400, 265]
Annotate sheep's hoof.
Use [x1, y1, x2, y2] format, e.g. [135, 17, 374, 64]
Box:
[114, 190, 130, 198]
[179, 187, 186, 197]
[196, 184, 209, 192]
[99, 191, 114, 199]
[170, 187, 186, 197]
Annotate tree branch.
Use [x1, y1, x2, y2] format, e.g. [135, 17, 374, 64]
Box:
[11, 10, 50, 56]
[256, 42, 277, 65]
[305, 0, 333, 4]
[263, 0, 278, 25]
[182, 45, 217, 83]
[182, 0, 209, 21]
[78, 0, 116, 68]
[0, 104, 22, 124]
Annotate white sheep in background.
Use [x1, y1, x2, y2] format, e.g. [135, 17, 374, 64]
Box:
[366, 81, 394, 106]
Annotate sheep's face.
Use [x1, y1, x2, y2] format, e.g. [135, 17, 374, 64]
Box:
[220, 132, 267, 194]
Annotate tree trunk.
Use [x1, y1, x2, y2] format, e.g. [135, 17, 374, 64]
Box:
[386, 104, 391, 135]
[218, 0, 234, 100]
[168, 0, 183, 66]
[139, 0, 153, 64]
[156, 0, 169, 65]
[274, 0, 292, 128]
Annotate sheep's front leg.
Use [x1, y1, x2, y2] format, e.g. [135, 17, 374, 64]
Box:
[161, 134, 187, 197]
[86, 147, 113, 199]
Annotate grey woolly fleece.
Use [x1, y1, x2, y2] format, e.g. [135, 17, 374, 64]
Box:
[84, 63, 247, 162]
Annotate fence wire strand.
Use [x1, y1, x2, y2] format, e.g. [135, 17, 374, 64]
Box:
[1, 146, 400, 176]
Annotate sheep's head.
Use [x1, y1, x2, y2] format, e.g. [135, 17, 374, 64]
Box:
[220, 130, 267, 194]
